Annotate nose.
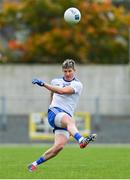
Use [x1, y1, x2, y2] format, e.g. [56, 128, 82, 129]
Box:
[66, 72, 70, 76]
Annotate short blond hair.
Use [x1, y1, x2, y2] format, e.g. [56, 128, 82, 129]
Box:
[62, 59, 75, 70]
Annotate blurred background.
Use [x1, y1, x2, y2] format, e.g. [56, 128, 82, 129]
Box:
[0, 0, 130, 144]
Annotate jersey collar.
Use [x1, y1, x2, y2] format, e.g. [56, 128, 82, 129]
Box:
[63, 77, 75, 82]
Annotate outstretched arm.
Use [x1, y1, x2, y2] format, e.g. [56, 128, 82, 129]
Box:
[44, 83, 74, 94]
[32, 78, 74, 94]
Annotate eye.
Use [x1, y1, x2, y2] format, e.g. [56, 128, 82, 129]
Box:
[64, 70, 67, 73]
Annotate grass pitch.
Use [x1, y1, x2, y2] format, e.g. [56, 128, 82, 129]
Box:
[0, 144, 130, 179]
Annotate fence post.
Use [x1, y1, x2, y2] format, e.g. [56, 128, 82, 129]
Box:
[1, 96, 7, 130]
[95, 96, 101, 130]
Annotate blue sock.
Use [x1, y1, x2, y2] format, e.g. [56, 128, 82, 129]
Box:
[74, 132, 83, 142]
[36, 157, 46, 165]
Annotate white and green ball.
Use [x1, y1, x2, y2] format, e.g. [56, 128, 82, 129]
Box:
[64, 7, 81, 24]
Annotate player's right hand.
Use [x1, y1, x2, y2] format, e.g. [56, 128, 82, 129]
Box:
[32, 78, 45, 86]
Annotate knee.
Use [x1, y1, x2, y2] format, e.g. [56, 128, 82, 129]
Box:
[67, 119, 75, 127]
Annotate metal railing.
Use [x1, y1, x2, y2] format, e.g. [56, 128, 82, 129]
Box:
[1, 95, 130, 114]
[0, 94, 130, 127]
[0, 95, 130, 143]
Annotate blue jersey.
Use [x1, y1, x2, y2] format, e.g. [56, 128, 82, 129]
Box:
[49, 77, 83, 116]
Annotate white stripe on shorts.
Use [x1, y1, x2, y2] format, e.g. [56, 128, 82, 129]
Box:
[55, 130, 70, 139]
[54, 112, 66, 127]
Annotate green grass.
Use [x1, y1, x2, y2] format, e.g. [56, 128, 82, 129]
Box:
[0, 144, 130, 179]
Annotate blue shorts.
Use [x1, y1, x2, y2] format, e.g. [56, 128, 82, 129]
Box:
[48, 107, 71, 132]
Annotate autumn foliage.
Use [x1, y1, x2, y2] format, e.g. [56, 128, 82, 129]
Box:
[0, 0, 130, 64]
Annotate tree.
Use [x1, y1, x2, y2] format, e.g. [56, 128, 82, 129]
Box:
[0, 0, 130, 64]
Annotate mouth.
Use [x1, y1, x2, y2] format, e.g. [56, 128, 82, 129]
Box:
[66, 76, 71, 80]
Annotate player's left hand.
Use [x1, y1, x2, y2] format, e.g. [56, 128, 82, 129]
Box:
[32, 78, 45, 86]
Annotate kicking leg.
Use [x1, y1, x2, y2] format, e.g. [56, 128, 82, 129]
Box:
[56, 113, 97, 148]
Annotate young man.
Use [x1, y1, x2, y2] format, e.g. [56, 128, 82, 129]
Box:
[28, 59, 96, 172]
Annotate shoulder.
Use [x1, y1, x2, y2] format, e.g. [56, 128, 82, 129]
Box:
[70, 78, 83, 93]
[72, 78, 83, 87]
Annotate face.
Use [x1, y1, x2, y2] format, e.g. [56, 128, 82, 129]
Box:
[63, 68, 75, 81]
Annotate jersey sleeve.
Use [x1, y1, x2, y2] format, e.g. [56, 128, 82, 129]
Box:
[51, 79, 58, 86]
[51, 79, 56, 86]
[70, 81, 83, 94]
[51, 78, 61, 86]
